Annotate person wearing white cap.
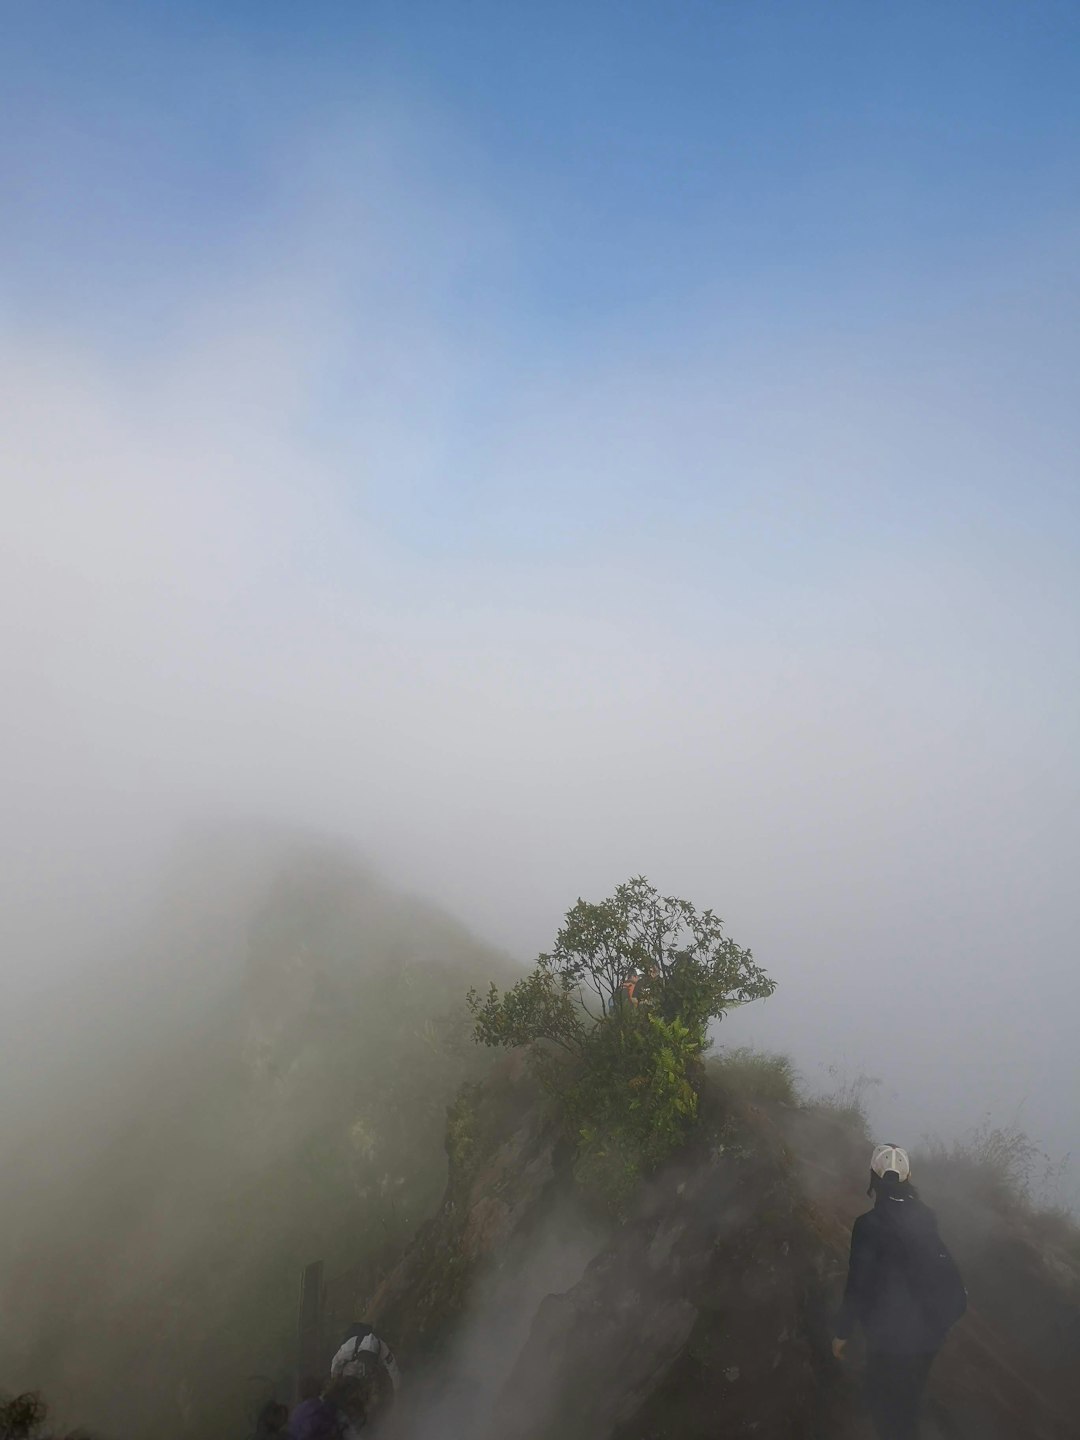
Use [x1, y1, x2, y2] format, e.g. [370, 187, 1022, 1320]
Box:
[832, 1144, 966, 1439]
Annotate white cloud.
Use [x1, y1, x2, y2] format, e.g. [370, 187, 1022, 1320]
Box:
[2, 144, 1078, 1176]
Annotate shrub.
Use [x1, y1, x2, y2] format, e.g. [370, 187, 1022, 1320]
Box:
[808, 1064, 880, 1136]
[568, 1011, 703, 1209]
[466, 962, 586, 1056]
[919, 1122, 1067, 1213]
[712, 1047, 800, 1105]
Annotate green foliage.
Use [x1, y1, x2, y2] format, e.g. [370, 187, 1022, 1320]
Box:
[470, 876, 772, 1052]
[570, 1011, 703, 1210]
[712, 1047, 800, 1105]
[466, 960, 586, 1055]
[445, 1085, 480, 1183]
[468, 878, 774, 1210]
[544, 875, 774, 1030]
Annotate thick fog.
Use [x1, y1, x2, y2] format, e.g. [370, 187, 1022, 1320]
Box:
[3, 113, 1079, 1204]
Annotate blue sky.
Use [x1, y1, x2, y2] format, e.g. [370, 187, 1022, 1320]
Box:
[5, 2, 1079, 560]
[3, 3, 1080, 1170]
[5, 1, 1080, 336]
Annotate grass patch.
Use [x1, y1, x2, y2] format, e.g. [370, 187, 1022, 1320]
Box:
[805, 1064, 880, 1138]
[1026, 1204, 1080, 1266]
[923, 1123, 1038, 1205]
[711, 1047, 800, 1105]
[919, 1122, 1074, 1218]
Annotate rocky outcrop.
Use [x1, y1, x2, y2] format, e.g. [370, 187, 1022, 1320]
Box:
[372, 1057, 1080, 1440]
[367, 1047, 574, 1353]
[489, 1101, 829, 1440]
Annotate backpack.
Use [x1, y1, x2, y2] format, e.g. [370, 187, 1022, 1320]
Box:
[333, 1341, 383, 1423]
[347, 1336, 382, 1385]
[897, 1208, 967, 1333]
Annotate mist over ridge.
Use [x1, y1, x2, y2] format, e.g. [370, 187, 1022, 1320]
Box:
[4, 202, 1077, 1184]
[3, 7, 1080, 1431]
[0, 829, 510, 1435]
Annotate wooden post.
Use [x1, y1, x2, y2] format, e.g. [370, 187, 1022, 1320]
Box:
[296, 1259, 325, 1400]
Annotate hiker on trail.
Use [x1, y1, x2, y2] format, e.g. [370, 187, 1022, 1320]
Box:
[833, 1144, 967, 1440]
[288, 1378, 380, 1440]
[287, 1324, 400, 1440]
[617, 971, 641, 1006]
[330, 1322, 401, 1394]
[617, 963, 659, 1008]
[325, 1321, 401, 1429]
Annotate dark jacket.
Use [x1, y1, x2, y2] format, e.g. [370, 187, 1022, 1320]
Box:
[835, 1190, 953, 1354]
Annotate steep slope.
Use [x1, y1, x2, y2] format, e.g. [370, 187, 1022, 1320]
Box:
[365, 1057, 1080, 1440]
[0, 837, 508, 1440]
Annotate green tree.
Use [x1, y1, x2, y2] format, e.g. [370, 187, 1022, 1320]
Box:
[469, 876, 773, 1047]
[466, 958, 586, 1055]
[467, 877, 775, 1208]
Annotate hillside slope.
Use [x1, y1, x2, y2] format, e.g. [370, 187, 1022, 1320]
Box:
[0, 838, 509, 1439]
[363, 1053, 1080, 1440]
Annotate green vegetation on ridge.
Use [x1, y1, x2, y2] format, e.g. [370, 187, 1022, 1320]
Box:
[468, 877, 775, 1207]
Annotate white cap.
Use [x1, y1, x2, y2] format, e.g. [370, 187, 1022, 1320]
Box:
[871, 1144, 911, 1181]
